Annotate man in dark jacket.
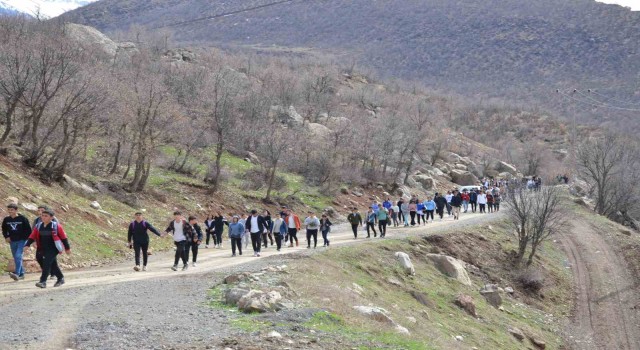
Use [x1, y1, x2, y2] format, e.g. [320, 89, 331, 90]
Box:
[186, 216, 203, 266]
[2, 203, 32, 281]
[127, 212, 163, 271]
[245, 210, 267, 257]
[347, 207, 363, 239]
[450, 190, 463, 220]
[434, 193, 448, 220]
[469, 190, 478, 213]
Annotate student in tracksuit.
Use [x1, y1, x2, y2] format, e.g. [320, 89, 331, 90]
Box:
[186, 216, 203, 267]
[127, 212, 163, 271]
[165, 211, 194, 271]
[24, 209, 70, 288]
[228, 216, 245, 257]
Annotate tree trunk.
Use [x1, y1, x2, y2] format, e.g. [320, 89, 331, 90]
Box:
[264, 161, 278, 201]
[211, 141, 224, 193]
[109, 141, 122, 175]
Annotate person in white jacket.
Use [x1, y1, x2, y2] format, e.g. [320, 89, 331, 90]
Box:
[477, 191, 488, 213]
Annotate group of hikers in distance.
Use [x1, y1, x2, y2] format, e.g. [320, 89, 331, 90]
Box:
[3, 180, 508, 288]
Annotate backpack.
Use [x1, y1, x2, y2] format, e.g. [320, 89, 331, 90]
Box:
[130, 220, 147, 230]
[36, 221, 65, 253]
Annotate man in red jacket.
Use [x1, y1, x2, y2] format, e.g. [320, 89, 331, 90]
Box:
[24, 209, 70, 288]
[284, 209, 301, 247]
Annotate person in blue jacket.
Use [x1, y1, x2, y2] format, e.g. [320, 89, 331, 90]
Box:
[228, 216, 245, 257]
[424, 197, 436, 223]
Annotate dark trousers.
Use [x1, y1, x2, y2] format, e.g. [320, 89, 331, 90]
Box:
[231, 237, 242, 255]
[446, 203, 452, 215]
[471, 201, 477, 212]
[378, 220, 387, 237]
[426, 210, 434, 221]
[488, 203, 494, 213]
[494, 203, 500, 211]
[321, 229, 330, 246]
[37, 250, 63, 283]
[306, 229, 318, 248]
[366, 222, 377, 237]
[206, 230, 215, 245]
[288, 228, 298, 245]
[174, 241, 188, 265]
[410, 211, 416, 225]
[351, 224, 359, 238]
[251, 232, 262, 252]
[215, 231, 223, 245]
[399, 211, 405, 223]
[436, 206, 445, 219]
[185, 241, 198, 263]
[262, 231, 274, 247]
[133, 240, 149, 266]
[479, 204, 486, 213]
[275, 234, 283, 249]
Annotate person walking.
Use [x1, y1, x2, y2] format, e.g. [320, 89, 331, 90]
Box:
[213, 212, 226, 249]
[434, 193, 447, 220]
[24, 209, 70, 288]
[450, 190, 462, 220]
[401, 200, 410, 227]
[3, 203, 32, 281]
[347, 207, 363, 239]
[127, 212, 163, 272]
[470, 189, 478, 213]
[377, 207, 389, 237]
[408, 200, 417, 226]
[320, 214, 332, 246]
[477, 191, 487, 213]
[445, 191, 453, 216]
[228, 216, 245, 257]
[390, 203, 400, 227]
[425, 197, 436, 222]
[397, 198, 405, 224]
[271, 213, 287, 251]
[165, 211, 194, 271]
[245, 210, 267, 257]
[487, 192, 494, 213]
[494, 193, 501, 212]
[365, 208, 377, 238]
[461, 190, 470, 213]
[262, 210, 274, 248]
[284, 209, 301, 247]
[304, 211, 320, 249]
[416, 200, 425, 225]
[185, 216, 203, 267]
[204, 214, 216, 248]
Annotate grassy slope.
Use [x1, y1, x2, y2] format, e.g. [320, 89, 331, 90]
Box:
[210, 216, 572, 349]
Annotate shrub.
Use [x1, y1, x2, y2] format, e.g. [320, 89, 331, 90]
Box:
[516, 269, 545, 294]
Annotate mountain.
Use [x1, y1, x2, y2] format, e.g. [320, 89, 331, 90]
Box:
[61, 0, 640, 130]
[0, 0, 98, 18]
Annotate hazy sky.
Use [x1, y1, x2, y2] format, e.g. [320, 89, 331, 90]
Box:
[596, 0, 640, 10]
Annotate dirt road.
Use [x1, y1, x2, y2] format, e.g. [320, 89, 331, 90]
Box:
[0, 212, 498, 350]
[560, 217, 640, 350]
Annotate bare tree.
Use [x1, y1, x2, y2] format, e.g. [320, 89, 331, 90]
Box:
[505, 185, 566, 266]
[259, 127, 288, 201]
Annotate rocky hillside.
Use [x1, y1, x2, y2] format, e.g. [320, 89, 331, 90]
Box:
[61, 0, 640, 131]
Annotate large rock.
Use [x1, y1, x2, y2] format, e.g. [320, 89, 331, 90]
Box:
[90, 201, 102, 210]
[224, 288, 250, 306]
[237, 290, 283, 313]
[353, 306, 394, 324]
[508, 327, 526, 341]
[6, 197, 18, 205]
[412, 174, 435, 190]
[21, 203, 38, 212]
[450, 170, 479, 186]
[427, 254, 472, 286]
[454, 294, 477, 317]
[224, 272, 251, 284]
[479, 284, 502, 307]
[63, 174, 96, 195]
[307, 123, 331, 139]
[494, 161, 518, 175]
[271, 105, 304, 126]
[394, 252, 415, 275]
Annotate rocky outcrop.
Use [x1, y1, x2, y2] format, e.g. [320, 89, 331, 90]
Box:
[237, 290, 283, 313]
[271, 106, 304, 126]
[307, 122, 332, 139]
[479, 284, 502, 307]
[449, 170, 479, 186]
[394, 252, 415, 275]
[411, 174, 435, 190]
[224, 288, 250, 305]
[353, 306, 410, 334]
[454, 294, 477, 317]
[427, 254, 472, 286]
[508, 327, 526, 341]
[63, 174, 97, 196]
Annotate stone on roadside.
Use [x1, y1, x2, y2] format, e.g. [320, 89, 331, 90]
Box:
[237, 290, 283, 313]
[224, 288, 250, 306]
[224, 272, 251, 284]
[394, 252, 415, 275]
[427, 254, 472, 286]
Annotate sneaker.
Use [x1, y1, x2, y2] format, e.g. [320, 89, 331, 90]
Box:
[232, 253, 236, 257]
[134, 265, 140, 272]
[171, 265, 178, 271]
[182, 264, 189, 271]
[277, 249, 281, 252]
[239, 252, 242, 256]
[17, 275, 24, 280]
[142, 266, 147, 271]
[35, 282, 46, 288]
[205, 245, 209, 248]
[192, 262, 197, 267]
[9, 272, 19, 281]
[219, 244, 223, 248]
[307, 246, 311, 249]
[257, 253, 261, 257]
[54, 279, 65, 287]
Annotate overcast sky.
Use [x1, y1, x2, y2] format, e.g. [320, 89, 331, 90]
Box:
[596, 0, 640, 10]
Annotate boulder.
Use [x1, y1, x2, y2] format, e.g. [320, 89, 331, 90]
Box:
[427, 254, 472, 286]
[505, 287, 515, 294]
[412, 174, 435, 190]
[467, 163, 483, 178]
[90, 201, 102, 210]
[237, 290, 283, 313]
[224, 272, 251, 284]
[446, 152, 463, 164]
[450, 170, 479, 186]
[479, 284, 502, 307]
[266, 331, 282, 339]
[307, 123, 332, 139]
[531, 338, 546, 349]
[271, 105, 304, 126]
[508, 327, 526, 341]
[454, 294, 477, 317]
[394, 252, 415, 275]
[394, 324, 410, 335]
[21, 203, 38, 212]
[6, 197, 18, 205]
[455, 163, 468, 170]
[495, 161, 518, 175]
[224, 288, 250, 306]
[63, 174, 96, 195]
[243, 151, 260, 164]
[353, 306, 394, 324]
